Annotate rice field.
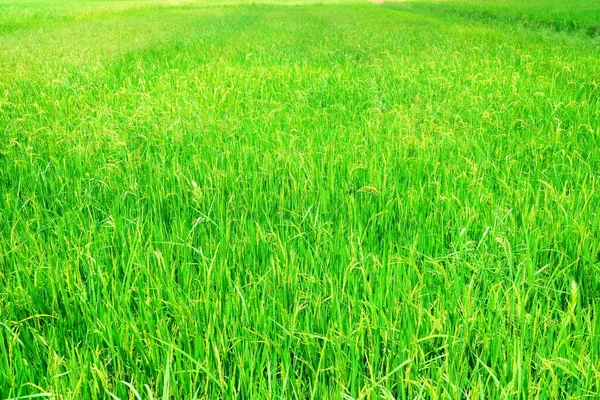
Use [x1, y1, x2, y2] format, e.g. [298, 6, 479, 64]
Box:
[1, 0, 599, 398]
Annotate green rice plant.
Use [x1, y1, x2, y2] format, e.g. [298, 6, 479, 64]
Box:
[0, 0, 599, 398]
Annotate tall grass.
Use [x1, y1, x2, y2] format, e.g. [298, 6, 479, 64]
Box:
[396, 0, 600, 37]
[1, 0, 599, 398]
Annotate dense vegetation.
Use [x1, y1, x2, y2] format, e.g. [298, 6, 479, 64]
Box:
[400, 0, 600, 38]
[1, 0, 599, 398]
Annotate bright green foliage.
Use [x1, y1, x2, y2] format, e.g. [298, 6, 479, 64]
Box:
[0, 0, 599, 398]
[401, 0, 600, 38]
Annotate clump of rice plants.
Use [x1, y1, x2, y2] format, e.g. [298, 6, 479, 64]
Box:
[1, 0, 599, 398]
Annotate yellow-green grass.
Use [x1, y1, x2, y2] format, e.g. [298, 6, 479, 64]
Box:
[1, 0, 599, 398]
